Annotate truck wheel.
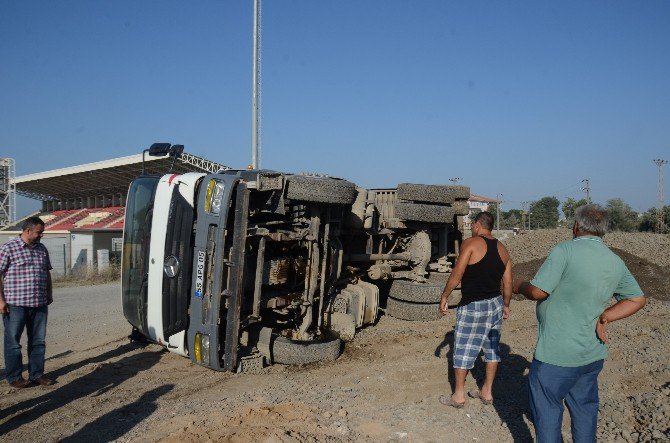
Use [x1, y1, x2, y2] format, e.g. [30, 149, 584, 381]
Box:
[389, 279, 444, 303]
[397, 183, 470, 204]
[271, 335, 343, 365]
[386, 297, 443, 322]
[285, 175, 357, 205]
[427, 272, 449, 283]
[394, 202, 468, 224]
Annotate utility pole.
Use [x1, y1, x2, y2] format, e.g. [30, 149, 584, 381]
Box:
[251, 0, 262, 169]
[496, 194, 503, 232]
[521, 201, 530, 231]
[654, 159, 668, 233]
[581, 179, 591, 203]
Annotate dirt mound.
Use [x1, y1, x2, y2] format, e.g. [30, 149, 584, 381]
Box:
[513, 248, 670, 301]
[604, 232, 670, 268]
[502, 229, 670, 268]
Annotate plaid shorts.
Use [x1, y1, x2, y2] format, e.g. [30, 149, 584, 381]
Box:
[453, 295, 504, 370]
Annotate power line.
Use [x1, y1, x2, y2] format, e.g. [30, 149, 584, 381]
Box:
[516, 181, 584, 205]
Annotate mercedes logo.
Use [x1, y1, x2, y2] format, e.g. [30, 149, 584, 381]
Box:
[164, 255, 180, 278]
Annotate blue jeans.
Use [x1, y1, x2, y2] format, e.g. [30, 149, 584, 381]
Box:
[3, 305, 48, 383]
[528, 358, 603, 443]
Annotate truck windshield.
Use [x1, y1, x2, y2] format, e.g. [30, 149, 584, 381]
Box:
[121, 176, 159, 335]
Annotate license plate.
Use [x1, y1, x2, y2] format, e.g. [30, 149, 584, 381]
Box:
[194, 250, 206, 297]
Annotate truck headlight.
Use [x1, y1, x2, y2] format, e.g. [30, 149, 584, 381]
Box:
[204, 179, 225, 215]
[194, 332, 210, 365]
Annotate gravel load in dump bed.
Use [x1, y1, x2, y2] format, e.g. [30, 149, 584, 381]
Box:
[501, 229, 670, 267]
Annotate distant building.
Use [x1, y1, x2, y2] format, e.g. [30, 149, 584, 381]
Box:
[463, 194, 500, 230]
[0, 152, 228, 276]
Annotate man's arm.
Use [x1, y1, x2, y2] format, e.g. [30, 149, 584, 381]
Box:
[513, 280, 549, 301]
[0, 273, 7, 314]
[439, 239, 473, 314]
[596, 296, 646, 343]
[502, 259, 513, 319]
[47, 271, 53, 305]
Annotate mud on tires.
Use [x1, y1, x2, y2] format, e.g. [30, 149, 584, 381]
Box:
[394, 201, 469, 224]
[271, 335, 343, 365]
[397, 183, 470, 204]
[389, 279, 444, 303]
[386, 297, 443, 322]
[285, 175, 357, 205]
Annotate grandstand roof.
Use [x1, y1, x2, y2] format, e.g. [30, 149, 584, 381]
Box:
[13, 151, 231, 201]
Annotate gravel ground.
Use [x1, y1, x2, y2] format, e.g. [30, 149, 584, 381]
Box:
[501, 229, 670, 267]
[0, 233, 668, 442]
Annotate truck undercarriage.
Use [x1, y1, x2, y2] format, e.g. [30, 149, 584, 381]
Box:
[122, 164, 470, 372]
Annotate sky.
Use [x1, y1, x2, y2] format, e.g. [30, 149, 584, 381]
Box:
[1, 1, 669, 217]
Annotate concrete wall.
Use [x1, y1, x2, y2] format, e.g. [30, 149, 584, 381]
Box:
[41, 234, 70, 277]
[92, 231, 123, 264]
[71, 232, 93, 272]
[71, 230, 123, 271]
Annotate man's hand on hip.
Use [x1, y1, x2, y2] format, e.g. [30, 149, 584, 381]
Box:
[596, 316, 609, 344]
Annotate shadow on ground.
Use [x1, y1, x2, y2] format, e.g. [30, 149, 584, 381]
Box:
[0, 343, 166, 439]
[436, 331, 533, 442]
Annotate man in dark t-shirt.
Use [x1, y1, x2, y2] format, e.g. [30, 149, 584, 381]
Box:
[439, 211, 513, 408]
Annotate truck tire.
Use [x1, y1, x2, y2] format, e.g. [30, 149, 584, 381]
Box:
[285, 176, 357, 205]
[394, 202, 467, 224]
[397, 183, 470, 204]
[386, 297, 443, 322]
[271, 335, 343, 365]
[389, 279, 444, 303]
[427, 272, 449, 283]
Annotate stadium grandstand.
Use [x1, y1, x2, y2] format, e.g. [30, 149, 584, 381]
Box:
[0, 151, 230, 276]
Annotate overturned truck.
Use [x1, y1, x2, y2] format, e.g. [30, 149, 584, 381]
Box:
[121, 147, 470, 372]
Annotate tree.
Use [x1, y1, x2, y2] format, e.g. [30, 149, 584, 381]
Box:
[502, 209, 522, 229]
[562, 197, 588, 225]
[469, 208, 482, 221]
[530, 197, 560, 229]
[638, 205, 670, 232]
[606, 198, 638, 232]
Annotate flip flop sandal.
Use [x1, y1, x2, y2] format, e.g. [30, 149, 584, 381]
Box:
[438, 394, 465, 409]
[468, 390, 493, 405]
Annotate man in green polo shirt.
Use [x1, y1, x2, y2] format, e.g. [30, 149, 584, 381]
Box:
[513, 204, 645, 443]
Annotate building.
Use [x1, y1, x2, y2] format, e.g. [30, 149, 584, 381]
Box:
[462, 194, 500, 230]
[0, 151, 228, 276]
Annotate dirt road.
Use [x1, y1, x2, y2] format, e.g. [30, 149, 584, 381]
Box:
[1, 280, 668, 442]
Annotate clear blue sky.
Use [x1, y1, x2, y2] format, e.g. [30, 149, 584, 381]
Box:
[2, 1, 669, 216]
